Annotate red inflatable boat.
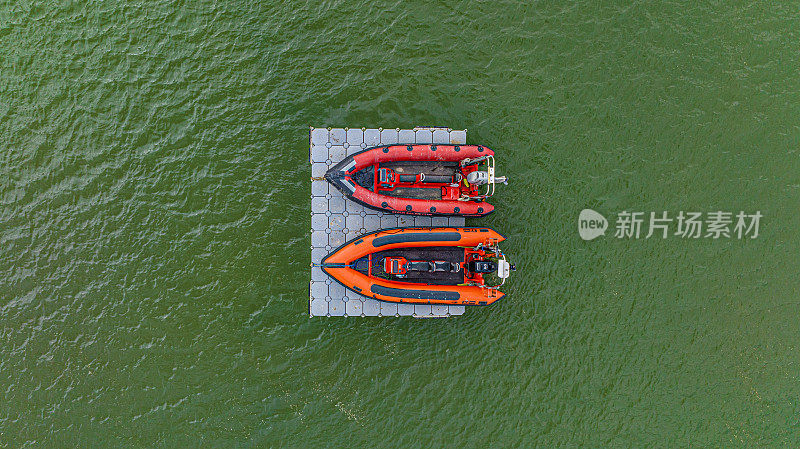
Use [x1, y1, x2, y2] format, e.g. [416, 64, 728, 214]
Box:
[324, 144, 507, 217]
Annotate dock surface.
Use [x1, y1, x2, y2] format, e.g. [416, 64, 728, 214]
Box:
[309, 127, 468, 317]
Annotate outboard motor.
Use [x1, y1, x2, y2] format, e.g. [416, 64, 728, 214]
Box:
[461, 155, 508, 199]
[466, 171, 490, 186]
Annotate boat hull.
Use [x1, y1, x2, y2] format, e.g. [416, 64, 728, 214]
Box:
[325, 144, 495, 217]
[322, 227, 507, 306]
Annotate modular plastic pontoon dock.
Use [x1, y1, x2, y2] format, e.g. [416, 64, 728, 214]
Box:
[309, 127, 468, 317]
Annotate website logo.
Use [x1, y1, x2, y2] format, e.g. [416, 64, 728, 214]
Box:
[578, 209, 608, 241]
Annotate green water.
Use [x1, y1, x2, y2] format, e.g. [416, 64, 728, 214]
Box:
[2, 1, 799, 447]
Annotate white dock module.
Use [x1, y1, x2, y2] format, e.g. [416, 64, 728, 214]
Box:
[309, 127, 468, 318]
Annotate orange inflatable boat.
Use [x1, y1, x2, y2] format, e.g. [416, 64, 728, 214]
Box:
[321, 227, 515, 306]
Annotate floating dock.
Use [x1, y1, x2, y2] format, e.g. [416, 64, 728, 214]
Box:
[309, 127, 468, 317]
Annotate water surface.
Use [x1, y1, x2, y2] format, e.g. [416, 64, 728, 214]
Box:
[1, 1, 799, 447]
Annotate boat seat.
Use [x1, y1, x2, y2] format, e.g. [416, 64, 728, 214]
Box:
[405, 261, 460, 273]
[398, 174, 417, 183]
[433, 261, 460, 272]
[421, 174, 452, 184]
[406, 261, 432, 272]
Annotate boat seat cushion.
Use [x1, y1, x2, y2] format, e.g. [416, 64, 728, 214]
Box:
[433, 261, 460, 272]
[407, 261, 432, 272]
